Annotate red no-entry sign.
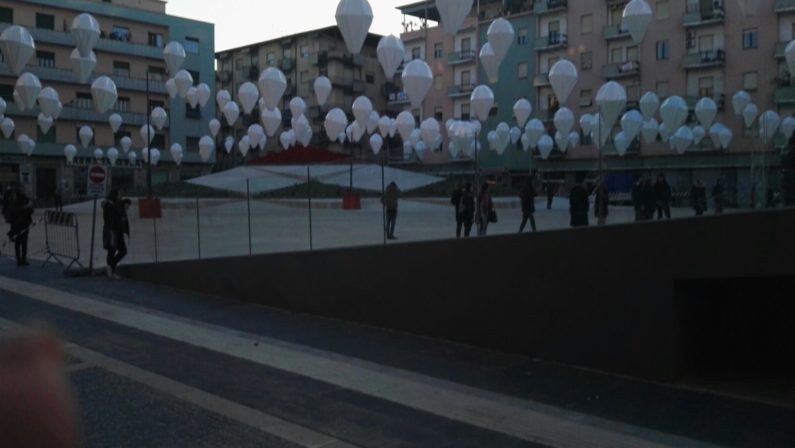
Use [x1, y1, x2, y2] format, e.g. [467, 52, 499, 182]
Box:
[87, 164, 109, 198]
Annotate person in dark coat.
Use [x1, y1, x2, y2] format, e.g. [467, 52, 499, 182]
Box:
[569, 175, 589, 227]
[631, 175, 644, 222]
[383, 182, 400, 240]
[712, 179, 725, 215]
[477, 182, 494, 236]
[594, 179, 609, 225]
[102, 189, 127, 279]
[545, 181, 557, 210]
[690, 180, 707, 216]
[2, 183, 15, 223]
[519, 178, 536, 232]
[6, 186, 33, 266]
[451, 179, 464, 238]
[654, 174, 672, 220]
[53, 187, 63, 212]
[459, 182, 476, 238]
[641, 177, 656, 221]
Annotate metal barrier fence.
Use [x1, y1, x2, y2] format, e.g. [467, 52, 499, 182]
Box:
[43, 210, 84, 272]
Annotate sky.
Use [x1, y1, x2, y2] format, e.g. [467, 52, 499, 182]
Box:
[165, 0, 411, 52]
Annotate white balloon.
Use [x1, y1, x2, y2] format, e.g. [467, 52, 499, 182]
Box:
[732, 91, 751, 116]
[396, 111, 416, 142]
[314, 76, 332, 106]
[199, 136, 215, 162]
[71, 13, 100, 57]
[216, 90, 232, 110]
[420, 118, 440, 148]
[91, 76, 118, 113]
[548, 60, 578, 103]
[641, 119, 659, 144]
[781, 116, 795, 141]
[470, 85, 495, 122]
[658, 121, 672, 143]
[64, 144, 77, 163]
[596, 82, 627, 128]
[52, 101, 63, 120]
[37, 113, 53, 134]
[174, 70, 194, 99]
[79, 126, 94, 148]
[325, 108, 348, 140]
[261, 107, 282, 137]
[209, 118, 221, 137]
[223, 101, 241, 126]
[289, 97, 307, 119]
[487, 18, 514, 61]
[671, 126, 694, 154]
[258, 68, 287, 110]
[128, 151, 138, 164]
[163, 41, 186, 75]
[0, 97, 6, 116]
[479, 43, 500, 83]
[238, 136, 251, 157]
[37, 87, 60, 117]
[378, 115, 392, 137]
[639, 91, 660, 121]
[279, 131, 292, 150]
[377, 35, 405, 79]
[513, 99, 532, 128]
[13, 90, 24, 112]
[140, 124, 155, 145]
[401, 60, 433, 109]
[335, 0, 374, 55]
[1, 117, 15, 139]
[149, 148, 161, 166]
[554, 131, 568, 153]
[553, 107, 575, 137]
[692, 126, 706, 146]
[614, 131, 631, 157]
[120, 136, 132, 154]
[759, 110, 781, 143]
[659, 96, 688, 129]
[15, 73, 42, 111]
[591, 113, 612, 147]
[415, 141, 428, 161]
[186, 86, 199, 109]
[109, 113, 123, 134]
[367, 110, 380, 135]
[352, 96, 373, 129]
[248, 124, 265, 149]
[238, 82, 260, 115]
[196, 83, 212, 108]
[695, 97, 718, 129]
[580, 113, 594, 137]
[487, 130, 498, 151]
[93, 148, 104, 161]
[718, 126, 733, 149]
[538, 135, 554, 160]
[370, 133, 383, 155]
[169, 143, 183, 166]
[742, 103, 759, 128]
[224, 136, 234, 154]
[17, 134, 35, 157]
[150, 107, 168, 131]
[510, 126, 522, 145]
[0, 26, 36, 75]
[621, 110, 644, 142]
[622, 0, 653, 44]
[165, 78, 178, 100]
[524, 119, 546, 149]
[436, 0, 474, 35]
[107, 147, 119, 166]
[568, 131, 580, 149]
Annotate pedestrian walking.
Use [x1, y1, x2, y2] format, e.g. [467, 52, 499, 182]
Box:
[641, 176, 656, 221]
[594, 179, 609, 226]
[102, 189, 128, 279]
[569, 175, 589, 228]
[545, 181, 556, 210]
[383, 181, 399, 240]
[451, 179, 464, 238]
[631, 175, 644, 222]
[691, 180, 707, 216]
[712, 179, 726, 215]
[459, 182, 475, 238]
[654, 174, 672, 220]
[5, 185, 33, 266]
[477, 182, 494, 236]
[53, 187, 63, 212]
[519, 178, 536, 232]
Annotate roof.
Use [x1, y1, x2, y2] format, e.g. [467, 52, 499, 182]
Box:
[216, 25, 385, 55]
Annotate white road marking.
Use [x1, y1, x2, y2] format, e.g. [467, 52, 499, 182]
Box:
[0, 317, 356, 448]
[0, 276, 719, 448]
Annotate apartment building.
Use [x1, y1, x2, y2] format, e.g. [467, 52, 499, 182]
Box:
[215, 26, 387, 164]
[397, 0, 793, 205]
[0, 0, 215, 201]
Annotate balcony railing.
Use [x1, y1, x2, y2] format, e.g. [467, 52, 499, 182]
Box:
[775, 0, 795, 13]
[774, 85, 795, 104]
[683, 6, 725, 27]
[775, 41, 788, 59]
[681, 49, 726, 69]
[685, 94, 726, 110]
[447, 84, 475, 98]
[534, 33, 568, 51]
[5, 102, 159, 128]
[533, 73, 550, 87]
[533, 0, 568, 15]
[603, 61, 641, 79]
[603, 25, 631, 40]
[0, 64, 167, 95]
[388, 91, 411, 105]
[447, 50, 477, 65]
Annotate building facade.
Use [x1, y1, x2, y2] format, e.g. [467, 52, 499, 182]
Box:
[215, 26, 388, 166]
[397, 0, 793, 206]
[0, 0, 215, 202]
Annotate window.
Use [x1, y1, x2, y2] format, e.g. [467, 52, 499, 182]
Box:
[517, 63, 528, 80]
[110, 26, 131, 42]
[461, 70, 471, 86]
[75, 92, 93, 110]
[185, 37, 200, 54]
[113, 60, 131, 77]
[743, 71, 758, 91]
[517, 27, 529, 45]
[434, 43, 443, 59]
[0, 7, 12, 24]
[365, 72, 375, 84]
[114, 97, 130, 113]
[434, 106, 443, 122]
[300, 45, 310, 58]
[434, 74, 444, 90]
[36, 51, 55, 68]
[188, 70, 200, 85]
[627, 45, 639, 62]
[699, 34, 714, 52]
[148, 32, 164, 48]
[656, 81, 669, 98]
[148, 66, 165, 82]
[266, 52, 276, 66]
[38, 126, 55, 144]
[35, 13, 55, 30]
[460, 103, 470, 121]
[611, 47, 623, 64]
[698, 77, 714, 97]
[656, 41, 669, 60]
[299, 70, 309, 83]
[186, 104, 201, 119]
[579, 89, 593, 108]
[743, 29, 758, 50]
[581, 51, 592, 71]
[151, 133, 166, 149]
[656, 1, 669, 19]
[0, 84, 13, 101]
[186, 137, 200, 153]
[411, 47, 421, 60]
[461, 37, 471, 52]
[581, 14, 593, 34]
[283, 48, 294, 59]
[549, 20, 560, 38]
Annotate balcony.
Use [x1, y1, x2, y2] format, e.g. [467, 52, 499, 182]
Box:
[533, 0, 568, 15]
[681, 49, 725, 69]
[774, 85, 795, 105]
[775, 41, 788, 59]
[447, 50, 477, 65]
[775, 0, 795, 13]
[533, 73, 550, 87]
[603, 61, 641, 79]
[602, 25, 631, 41]
[685, 94, 726, 110]
[534, 33, 568, 52]
[683, 6, 725, 28]
[603, 139, 641, 156]
[0, 64, 167, 95]
[5, 103, 158, 128]
[387, 91, 411, 105]
[447, 83, 475, 98]
[313, 50, 364, 67]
